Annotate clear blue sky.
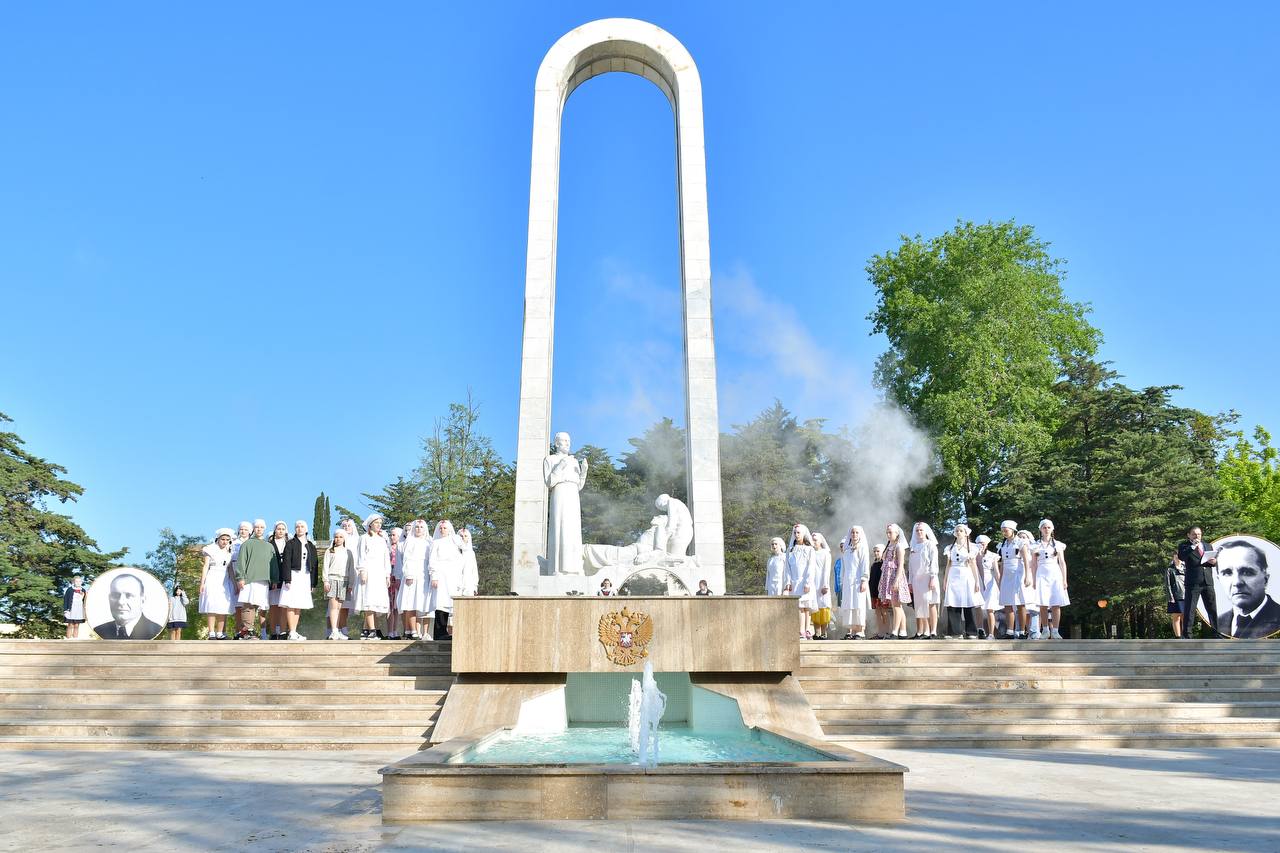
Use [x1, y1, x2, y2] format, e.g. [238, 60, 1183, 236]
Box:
[2, 2, 1277, 561]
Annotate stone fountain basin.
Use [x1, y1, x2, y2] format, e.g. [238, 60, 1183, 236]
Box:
[380, 726, 905, 822]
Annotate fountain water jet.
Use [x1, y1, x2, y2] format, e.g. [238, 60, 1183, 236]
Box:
[628, 661, 667, 766]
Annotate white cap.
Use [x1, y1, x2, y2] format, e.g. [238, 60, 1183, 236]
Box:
[1000, 520, 1017, 531]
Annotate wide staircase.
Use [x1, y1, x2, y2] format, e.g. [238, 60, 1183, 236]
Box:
[799, 639, 1280, 748]
[0, 641, 453, 750]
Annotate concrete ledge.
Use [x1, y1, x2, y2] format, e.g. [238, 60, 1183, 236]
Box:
[380, 728, 905, 822]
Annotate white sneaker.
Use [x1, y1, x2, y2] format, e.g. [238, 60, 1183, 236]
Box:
[288, 631, 305, 641]
[339, 627, 349, 638]
[1051, 628, 1063, 639]
[327, 630, 337, 640]
[337, 631, 349, 641]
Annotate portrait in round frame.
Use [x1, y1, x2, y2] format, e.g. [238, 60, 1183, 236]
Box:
[86, 567, 169, 640]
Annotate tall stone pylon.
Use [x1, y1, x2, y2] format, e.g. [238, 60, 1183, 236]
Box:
[510, 19, 724, 595]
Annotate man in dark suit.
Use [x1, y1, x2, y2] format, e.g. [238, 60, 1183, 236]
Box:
[1215, 539, 1280, 639]
[1178, 526, 1220, 639]
[93, 573, 164, 640]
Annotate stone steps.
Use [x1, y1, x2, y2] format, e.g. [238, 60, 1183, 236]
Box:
[826, 732, 1280, 749]
[0, 676, 454, 690]
[0, 640, 453, 750]
[0, 688, 447, 706]
[0, 735, 428, 751]
[0, 703, 442, 721]
[0, 719, 437, 737]
[812, 701, 1280, 720]
[820, 717, 1280, 735]
[798, 638, 1280, 748]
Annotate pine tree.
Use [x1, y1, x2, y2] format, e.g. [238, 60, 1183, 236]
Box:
[0, 412, 125, 637]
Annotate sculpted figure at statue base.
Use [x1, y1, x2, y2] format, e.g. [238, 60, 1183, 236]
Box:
[584, 494, 697, 574]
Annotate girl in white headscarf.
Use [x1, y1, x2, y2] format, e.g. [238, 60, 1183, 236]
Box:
[266, 521, 290, 640]
[429, 520, 465, 640]
[355, 514, 391, 639]
[785, 524, 818, 639]
[909, 522, 940, 639]
[765, 537, 787, 595]
[323, 529, 354, 640]
[878, 524, 911, 639]
[942, 523, 983, 638]
[396, 520, 431, 639]
[1019, 529, 1042, 638]
[337, 517, 361, 638]
[387, 526, 404, 640]
[459, 528, 480, 597]
[1033, 519, 1070, 639]
[810, 532, 834, 639]
[198, 528, 236, 639]
[997, 521, 1033, 639]
[976, 534, 1000, 639]
[839, 526, 871, 639]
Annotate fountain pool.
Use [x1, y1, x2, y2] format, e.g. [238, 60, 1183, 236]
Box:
[452, 723, 834, 765]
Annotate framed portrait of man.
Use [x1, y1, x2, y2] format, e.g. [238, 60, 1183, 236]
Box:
[86, 567, 169, 640]
[1199, 535, 1280, 639]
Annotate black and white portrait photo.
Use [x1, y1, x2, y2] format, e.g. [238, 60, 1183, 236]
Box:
[86, 568, 168, 641]
[1197, 535, 1280, 639]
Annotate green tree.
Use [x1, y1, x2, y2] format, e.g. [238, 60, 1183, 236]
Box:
[867, 220, 1101, 527]
[1218, 427, 1280, 542]
[362, 477, 430, 530]
[144, 527, 205, 638]
[312, 492, 331, 541]
[989, 358, 1239, 637]
[0, 412, 125, 637]
[416, 393, 497, 522]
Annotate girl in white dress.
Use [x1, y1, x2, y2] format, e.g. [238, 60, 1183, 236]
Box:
[279, 521, 316, 641]
[785, 524, 818, 639]
[839, 526, 871, 640]
[975, 534, 1001, 639]
[1033, 519, 1070, 639]
[997, 520, 1034, 638]
[198, 528, 236, 639]
[942, 524, 982, 638]
[909, 522, 940, 639]
[323, 530, 354, 640]
[459, 528, 480, 597]
[765, 537, 787, 595]
[1019, 530, 1042, 638]
[397, 520, 431, 639]
[337, 517, 361, 637]
[429, 520, 465, 640]
[355, 514, 391, 639]
[810, 532, 834, 639]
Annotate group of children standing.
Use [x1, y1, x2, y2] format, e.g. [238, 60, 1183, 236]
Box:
[196, 513, 478, 641]
[766, 519, 1071, 640]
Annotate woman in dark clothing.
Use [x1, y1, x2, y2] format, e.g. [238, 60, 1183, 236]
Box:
[1165, 554, 1186, 638]
[868, 544, 889, 639]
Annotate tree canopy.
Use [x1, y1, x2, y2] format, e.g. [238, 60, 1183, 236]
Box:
[0, 412, 124, 637]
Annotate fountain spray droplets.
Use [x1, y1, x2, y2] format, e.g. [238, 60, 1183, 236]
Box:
[628, 661, 667, 767]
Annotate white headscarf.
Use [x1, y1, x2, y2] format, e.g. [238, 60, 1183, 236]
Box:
[886, 523, 905, 545]
[910, 522, 937, 547]
[364, 513, 383, 532]
[789, 524, 812, 549]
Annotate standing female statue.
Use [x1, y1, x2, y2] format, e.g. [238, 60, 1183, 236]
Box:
[544, 431, 588, 575]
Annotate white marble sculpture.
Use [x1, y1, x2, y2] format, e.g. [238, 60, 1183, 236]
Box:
[584, 494, 697, 573]
[544, 432, 587, 575]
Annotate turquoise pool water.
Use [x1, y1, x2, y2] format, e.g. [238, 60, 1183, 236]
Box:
[451, 725, 831, 765]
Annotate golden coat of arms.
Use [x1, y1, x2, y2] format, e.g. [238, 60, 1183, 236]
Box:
[598, 607, 654, 666]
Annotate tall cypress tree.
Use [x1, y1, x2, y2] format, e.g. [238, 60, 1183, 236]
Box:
[312, 492, 327, 540]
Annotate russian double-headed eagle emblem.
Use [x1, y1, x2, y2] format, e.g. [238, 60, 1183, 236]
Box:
[598, 607, 654, 666]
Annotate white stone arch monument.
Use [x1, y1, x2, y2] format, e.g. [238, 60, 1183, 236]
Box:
[511, 19, 724, 595]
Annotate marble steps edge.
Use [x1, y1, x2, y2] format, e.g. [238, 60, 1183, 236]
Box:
[0, 736, 431, 751]
[830, 732, 1280, 748]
